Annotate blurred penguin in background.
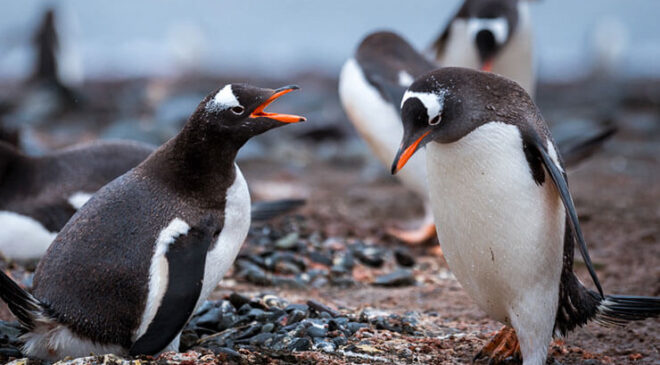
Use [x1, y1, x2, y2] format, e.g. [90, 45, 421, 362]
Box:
[432, 0, 536, 96]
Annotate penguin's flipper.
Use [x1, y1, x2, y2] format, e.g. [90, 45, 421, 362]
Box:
[250, 199, 305, 223]
[130, 215, 220, 356]
[370, 74, 409, 107]
[559, 126, 616, 168]
[530, 136, 604, 297]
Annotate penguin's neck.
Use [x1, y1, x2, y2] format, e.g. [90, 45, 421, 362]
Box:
[145, 123, 245, 204]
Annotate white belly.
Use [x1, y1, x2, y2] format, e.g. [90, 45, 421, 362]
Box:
[195, 164, 251, 310]
[0, 211, 56, 261]
[339, 58, 428, 199]
[426, 122, 564, 324]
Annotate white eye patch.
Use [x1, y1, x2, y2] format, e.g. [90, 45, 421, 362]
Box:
[467, 17, 509, 45]
[401, 90, 446, 122]
[206, 84, 241, 111]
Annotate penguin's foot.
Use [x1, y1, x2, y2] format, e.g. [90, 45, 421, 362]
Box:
[386, 222, 437, 245]
[473, 326, 522, 364]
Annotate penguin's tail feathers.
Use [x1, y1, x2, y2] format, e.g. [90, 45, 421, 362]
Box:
[0, 270, 42, 330]
[596, 295, 660, 326]
[250, 199, 306, 223]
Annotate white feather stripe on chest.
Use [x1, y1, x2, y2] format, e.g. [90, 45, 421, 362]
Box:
[426, 122, 565, 364]
[134, 218, 190, 341]
[193, 164, 251, 313]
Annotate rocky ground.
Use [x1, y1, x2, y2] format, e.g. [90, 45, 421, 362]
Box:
[0, 74, 658, 364]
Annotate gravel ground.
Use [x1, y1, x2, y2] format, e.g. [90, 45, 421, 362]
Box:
[0, 76, 658, 364]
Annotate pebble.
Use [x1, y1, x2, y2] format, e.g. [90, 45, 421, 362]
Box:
[275, 232, 299, 249]
[394, 248, 416, 267]
[373, 269, 416, 287]
[353, 245, 385, 268]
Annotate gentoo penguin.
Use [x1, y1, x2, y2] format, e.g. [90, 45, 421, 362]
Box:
[339, 31, 439, 244]
[392, 68, 659, 364]
[0, 140, 304, 261]
[0, 83, 305, 360]
[339, 31, 611, 244]
[432, 0, 536, 95]
[0, 140, 153, 261]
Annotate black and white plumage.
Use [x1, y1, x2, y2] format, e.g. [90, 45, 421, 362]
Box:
[432, 0, 535, 95]
[339, 31, 612, 244]
[340, 31, 436, 201]
[391, 67, 660, 365]
[0, 140, 153, 260]
[0, 83, 305, 361]
[0, 140, 305, 261]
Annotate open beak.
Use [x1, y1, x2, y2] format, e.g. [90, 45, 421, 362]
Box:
[391, 130, 430, 174]
[250, 85, 306, 123]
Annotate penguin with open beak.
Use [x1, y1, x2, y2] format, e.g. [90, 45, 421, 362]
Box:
[0, 84, 305, 361]
[432, 0, 536, 96]
[392, 67, 659, 364]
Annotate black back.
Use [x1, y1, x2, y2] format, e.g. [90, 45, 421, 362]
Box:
[355, 31, 436, 106]
[32, 137, 233, 347]
[30, 83, 302, 350]
[0, 140, 154, 231]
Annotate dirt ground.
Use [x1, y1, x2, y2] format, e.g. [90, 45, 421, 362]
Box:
[230, 115, 660, 364]
[0, 76, 658, 364]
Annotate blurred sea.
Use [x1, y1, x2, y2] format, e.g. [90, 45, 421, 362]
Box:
[1, 0, 659, 82]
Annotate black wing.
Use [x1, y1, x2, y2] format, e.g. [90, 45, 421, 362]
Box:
[130, 215, 220, 356]
[528, 135, 604, 297]
[557, 126, 616, 168]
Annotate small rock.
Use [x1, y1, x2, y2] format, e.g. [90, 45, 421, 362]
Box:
[261, 323, 275, 333]
[284, 303, 309, 313]
[353, 245, 385, 268]
[286, 309, 306, 325]
[275, 232, 299, 249]
[394, 248, 416, 267]
[305, 322, 328, 338]
[307, 299, 340, 317]
[373, 269, 416, 287]
[288, 337, 312, 351]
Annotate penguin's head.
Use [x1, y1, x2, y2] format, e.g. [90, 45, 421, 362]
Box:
[193, 83, 306, 141]
[464, 0, 519, 71]
[391, 67, 533, 174]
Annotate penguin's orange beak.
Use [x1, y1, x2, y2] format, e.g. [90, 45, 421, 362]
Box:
[250, 85, 306, 123]
[481, 59, 494, 72]
[391, 130, 430, 174]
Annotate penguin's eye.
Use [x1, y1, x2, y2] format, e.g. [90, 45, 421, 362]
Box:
[231, 106, 245, 115]
[429, 115, 441, 126]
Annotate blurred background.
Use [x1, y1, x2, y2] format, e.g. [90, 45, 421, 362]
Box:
[1, 1, 659, 155]
[0, 3, 658, 363]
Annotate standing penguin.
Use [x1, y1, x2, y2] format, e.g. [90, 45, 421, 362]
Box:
[340, 31, 612, 245]
[0, 83, 305, 361]
[339, 31, 438, 243]
[432, 0, 535, 95]
[392, 68, 659, 364]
